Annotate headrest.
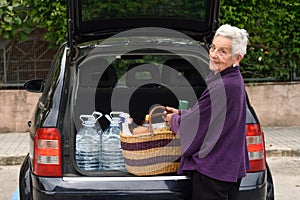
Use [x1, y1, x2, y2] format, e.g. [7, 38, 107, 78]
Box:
[162, 59, 205, 87]
[126, 63, 161, 87]
[97, 66, 117, 88]
[79, 57, 117, 88]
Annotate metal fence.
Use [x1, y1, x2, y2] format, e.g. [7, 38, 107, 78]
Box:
[243, 66, 300, 83]
[293, 68, 300, 81]
[0, 38, 299, 88]
[0, 39, 57, 88]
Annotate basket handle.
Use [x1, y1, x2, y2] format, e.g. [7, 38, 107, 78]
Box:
[148, 105, 166, 135]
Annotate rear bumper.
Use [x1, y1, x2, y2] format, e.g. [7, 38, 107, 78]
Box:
[31, 172, 267, 200]
[31, 175, 192, 200]
[238, 170, 267, 200]
[21, 153, 268, 200]
[239, 186, 267, 200]
[33, 190, 188, 200]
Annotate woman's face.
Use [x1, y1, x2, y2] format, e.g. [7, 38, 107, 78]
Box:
[209, 36, 240, 73]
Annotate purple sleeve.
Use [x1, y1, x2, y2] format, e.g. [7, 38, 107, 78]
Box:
[168, 88, 212, 156]
[170, 109, 191, 133]
[170, 114, 181, 133]
[170, 107, 193, 133]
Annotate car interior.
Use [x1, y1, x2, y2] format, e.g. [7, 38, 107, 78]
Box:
[73, 53, 208, 167]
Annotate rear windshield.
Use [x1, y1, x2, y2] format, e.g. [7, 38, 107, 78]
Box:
[80, 0, 209, 22]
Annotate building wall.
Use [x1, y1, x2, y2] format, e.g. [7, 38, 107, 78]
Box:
[0, 82, 300, 132]
[0, 90, 40, 132]
[246, 82, 300, 126]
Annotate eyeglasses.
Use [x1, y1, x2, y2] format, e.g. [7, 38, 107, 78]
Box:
[209, 44, 231, 57]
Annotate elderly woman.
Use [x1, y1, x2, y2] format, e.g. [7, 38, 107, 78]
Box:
[165, 24, 250, 200]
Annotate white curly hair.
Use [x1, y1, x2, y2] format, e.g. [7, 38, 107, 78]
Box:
[214, 24, 249, 58]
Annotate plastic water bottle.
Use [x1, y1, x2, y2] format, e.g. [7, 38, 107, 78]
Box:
[101, 113, 126, 171]
[76, 111, 102, 170]
[119, 112, 132, 135]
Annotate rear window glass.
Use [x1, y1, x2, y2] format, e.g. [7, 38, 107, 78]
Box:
[81, 0, 209, 22]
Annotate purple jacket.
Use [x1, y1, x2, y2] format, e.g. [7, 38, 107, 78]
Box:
[170, 66, 250, 182]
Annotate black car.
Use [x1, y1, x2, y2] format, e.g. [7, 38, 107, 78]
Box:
[19, 0, 274, 199]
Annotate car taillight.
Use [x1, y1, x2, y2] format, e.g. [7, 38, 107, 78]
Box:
[246, 124, 266, 172]
[33, 128, 62, 177]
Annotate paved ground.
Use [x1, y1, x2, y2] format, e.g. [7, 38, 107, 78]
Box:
[0, 133, 29, 165]
[263, 126, 300, 157]
[0, 126, 299, 165]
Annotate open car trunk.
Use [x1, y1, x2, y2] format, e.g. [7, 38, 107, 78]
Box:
[72, 41, 210, 175]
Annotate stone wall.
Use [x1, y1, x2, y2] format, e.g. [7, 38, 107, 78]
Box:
[0, 82, 299, 132]
[245, 82, 300, 126]
[0, 90, 40, 132]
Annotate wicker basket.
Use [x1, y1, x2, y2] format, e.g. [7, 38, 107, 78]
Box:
[120, 106, 182, 176]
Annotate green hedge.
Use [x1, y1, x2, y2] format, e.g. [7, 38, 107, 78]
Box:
[221, 0, 300, 81]
[1, 0, 299, 81]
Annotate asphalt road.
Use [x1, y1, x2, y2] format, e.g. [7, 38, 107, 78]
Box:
[1, 157, 299, 200]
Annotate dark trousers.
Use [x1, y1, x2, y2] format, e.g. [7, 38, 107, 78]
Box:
[192, 171, 241, 200]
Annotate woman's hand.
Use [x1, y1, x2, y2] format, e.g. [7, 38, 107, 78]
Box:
[164, 106, 179, 115]
[163, 107, 179, 126]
